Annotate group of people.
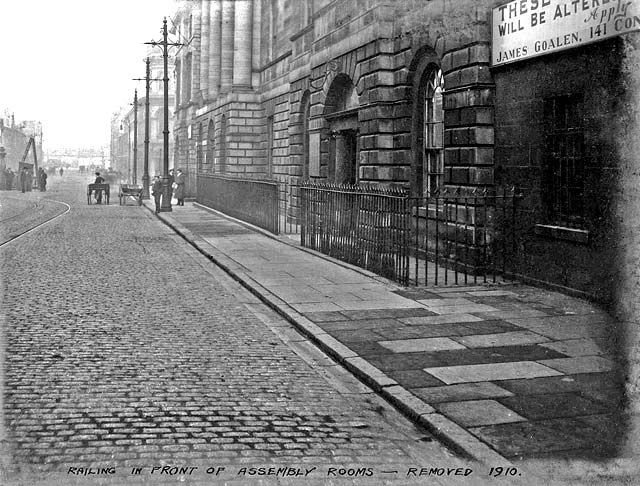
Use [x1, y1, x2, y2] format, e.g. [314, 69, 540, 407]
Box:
[0, 168, 16, 190]
[151, 168, 185, 213]
[0, 166, 62, 192]
[0, 167, 49, 192]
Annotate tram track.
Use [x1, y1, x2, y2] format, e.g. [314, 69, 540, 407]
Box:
[0, 196, 71, 248]
[0, 199, 42, 224]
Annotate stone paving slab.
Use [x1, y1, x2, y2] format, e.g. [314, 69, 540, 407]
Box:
[399, 314, 484, 325]
[539, 338, 607, 357]
[379, 338, 467, 353]
[435, 400, 526, 427]
[498, 393, 610, 420]
[451, 331, 550, 348]
[423, 361, 564, 384]
[147, 201, 628, 463]
[412, 383, 515, 403]
[537, 356, 617, 374]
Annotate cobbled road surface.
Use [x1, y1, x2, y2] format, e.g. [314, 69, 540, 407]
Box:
[0, 175, 465, 486]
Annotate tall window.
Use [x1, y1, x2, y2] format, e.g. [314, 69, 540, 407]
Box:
[543, 94, 584, 227]
[219, 115, 227, 173]
[197, 122, 204, 171]
[267, 116, 274, 178]
[424, 69, 444, 197]
[301, 91, 311, 180]
[207, 120, 215, 172]
[175, 60, 182, 107]
[184, 53, 192, 103]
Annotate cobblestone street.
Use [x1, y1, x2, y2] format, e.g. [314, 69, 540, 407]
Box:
[0, 175, 473, 485]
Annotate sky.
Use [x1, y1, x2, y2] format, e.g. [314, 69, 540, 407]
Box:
[0, 0, 178, 151]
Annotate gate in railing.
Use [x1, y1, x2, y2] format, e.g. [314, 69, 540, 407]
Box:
[299, 183, 521, 286]
[196, 174, 279, 234]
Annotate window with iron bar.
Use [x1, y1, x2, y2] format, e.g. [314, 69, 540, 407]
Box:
[543, 94, 585, 228]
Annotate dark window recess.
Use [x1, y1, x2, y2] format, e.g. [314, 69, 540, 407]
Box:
[543, 94, 585, 228]
[197, 122, 204, 170]
[267, 115, 274, 178]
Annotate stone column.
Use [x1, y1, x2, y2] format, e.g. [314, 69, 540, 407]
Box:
[180, 15, 190, 104]
[232, 0, 253, 87]
[220, 0, 235, 92]
[209, 0, 222, 97]
[200, 1, 211, 100]
[192, 2, 202, 100]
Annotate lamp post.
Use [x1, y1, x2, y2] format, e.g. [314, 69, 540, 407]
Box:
[133, 58, 156, 199]
[146, 18, 182, 212]
[132, 89, 138, 185]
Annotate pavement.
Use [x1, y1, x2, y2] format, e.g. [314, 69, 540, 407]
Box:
[144, 199, 629, 464]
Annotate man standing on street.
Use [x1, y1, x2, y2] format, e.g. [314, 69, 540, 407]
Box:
[151, 175, 162, 213]
[39, 168, 47, 191]
[20, 168, 29, 193]
[93, 172, 105, 204]
[174, 168, 185, 206]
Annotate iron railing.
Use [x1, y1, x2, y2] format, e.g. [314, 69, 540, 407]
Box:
[408, 186, 520, 286]
[196, 174, 279, 234]
[299, 183, 521, 286]
[194, 176, 521, 286]
[300, 183, 411, 283]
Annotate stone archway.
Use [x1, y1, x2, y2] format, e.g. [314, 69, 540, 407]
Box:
[323, 74, 359, 185]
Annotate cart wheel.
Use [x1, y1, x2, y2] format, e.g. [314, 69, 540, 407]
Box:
[138, 195, 142, 206]
[119, 195, 123, 206]
[87, 192, 91, 205]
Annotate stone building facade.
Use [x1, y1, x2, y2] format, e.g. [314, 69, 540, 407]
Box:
[110, 52, 175, 181]
[0, 116, 43, 172]
[171, 0, 639, 300]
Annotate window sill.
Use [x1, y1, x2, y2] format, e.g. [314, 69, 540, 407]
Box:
[535, 224, 589, 244]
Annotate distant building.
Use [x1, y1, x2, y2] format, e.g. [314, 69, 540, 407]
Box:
[0, 114, 43, 171]
[110, 51, 175, 183]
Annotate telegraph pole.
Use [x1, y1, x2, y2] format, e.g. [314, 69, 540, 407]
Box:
[132, 89, 138, 184]
[145, 18, 182, 212]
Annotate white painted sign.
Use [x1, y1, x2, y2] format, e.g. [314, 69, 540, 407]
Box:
[492, 0, 640, 66]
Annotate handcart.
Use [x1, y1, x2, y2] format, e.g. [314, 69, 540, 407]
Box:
[119, 184, 143, 206]
[87, 183, 110, 205]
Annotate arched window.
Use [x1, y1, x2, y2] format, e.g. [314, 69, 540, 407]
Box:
[301, 90, 311, 180]
[423, 69, 444, 197]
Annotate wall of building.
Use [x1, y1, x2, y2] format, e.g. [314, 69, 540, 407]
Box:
[172, 0, 638, 299]
[0, 122, 42, 172]
[493, 38, 623, 298]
